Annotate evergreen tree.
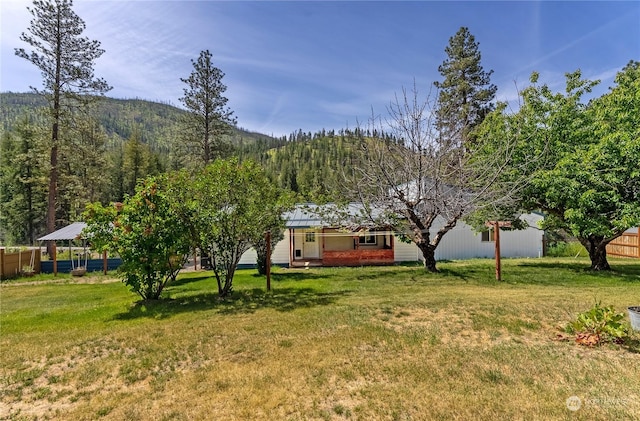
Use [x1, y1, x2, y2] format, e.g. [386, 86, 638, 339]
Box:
[56, 114, 110, 223]
[122, 129, 154, 197]
[434, 27, 496, 146]
[0, 115, 48, 245]
[106, 143, 125, 202]
[15, 0, 111, 249]
[178, 49, 236, 167]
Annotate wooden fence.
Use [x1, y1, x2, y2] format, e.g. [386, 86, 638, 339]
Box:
[607, 228, 640, 258]
[0, 248, 42, 280]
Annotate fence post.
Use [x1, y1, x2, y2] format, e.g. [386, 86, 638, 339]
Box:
[0, 248, 5, 280]
[494, 221, 501, 281]
[53, 244, 57, 276]
[266, 231, 271, 291]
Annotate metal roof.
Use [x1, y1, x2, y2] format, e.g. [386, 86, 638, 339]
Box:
[37, 222, 87, 241]
[284, 203, 387, 229]
[284, 204, 325, 228]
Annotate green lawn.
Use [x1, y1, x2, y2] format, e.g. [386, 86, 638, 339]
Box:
[1, 258, 639, 420]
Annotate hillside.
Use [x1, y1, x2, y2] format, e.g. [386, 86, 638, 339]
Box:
[1, 91, 384, 244]
[1, 92, 373, 199]
[0, 92, 275, 151]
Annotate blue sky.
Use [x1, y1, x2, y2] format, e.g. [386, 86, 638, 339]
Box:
[1, 1, 638, 137]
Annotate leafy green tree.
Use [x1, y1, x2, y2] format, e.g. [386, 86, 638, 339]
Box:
[178, 50, 236, 167]
[434, 27, 496, 146]
[168, 159, 287, 297]
[555, 63, 639, 269]
[15, 0, 111, 251]
[250, 189, 294, 276]
[479, 63, 640, 270]
[83, 178, 190, 300]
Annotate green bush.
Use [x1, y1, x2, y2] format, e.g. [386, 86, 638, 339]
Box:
[547, 241, 585, 257]
[566, 301, 629, 345]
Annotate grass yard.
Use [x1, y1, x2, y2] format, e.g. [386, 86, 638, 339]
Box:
[1, 258, 639, 420]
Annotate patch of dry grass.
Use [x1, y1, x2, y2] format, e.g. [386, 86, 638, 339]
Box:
[1, 258, 639, 420]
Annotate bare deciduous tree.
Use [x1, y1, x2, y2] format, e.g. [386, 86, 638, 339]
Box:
[346, 85, 530, 272]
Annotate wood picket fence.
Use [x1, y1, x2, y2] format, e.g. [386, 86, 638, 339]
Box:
[0, 248, 41, 280]
[606, 228, 640, 259]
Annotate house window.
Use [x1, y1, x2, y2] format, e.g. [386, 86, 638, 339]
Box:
[305, 232, 315, 242]
[481, 229, 495, 242]
[359, 232, 377, 245]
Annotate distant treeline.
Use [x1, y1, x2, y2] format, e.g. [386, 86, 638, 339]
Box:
[0, 92, 395, 244]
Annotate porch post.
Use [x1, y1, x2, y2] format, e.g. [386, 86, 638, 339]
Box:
[289, 229, 294, 267]
[0, 248, 5, 281]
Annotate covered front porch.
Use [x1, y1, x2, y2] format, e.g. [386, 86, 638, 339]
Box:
[289, 228, 395, 267]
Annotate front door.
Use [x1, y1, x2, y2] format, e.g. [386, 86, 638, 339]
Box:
[304, 229, 320, 259]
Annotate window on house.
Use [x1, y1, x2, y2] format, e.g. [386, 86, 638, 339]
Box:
[481, 229, 495, 242]
[305, 232, 315, 242]
[358, 232, 377, 245]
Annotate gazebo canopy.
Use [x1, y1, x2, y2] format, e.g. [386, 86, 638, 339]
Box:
[37, 222, 87, 241]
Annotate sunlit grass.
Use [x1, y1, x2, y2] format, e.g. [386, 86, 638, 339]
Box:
[1, 258, 639, 420]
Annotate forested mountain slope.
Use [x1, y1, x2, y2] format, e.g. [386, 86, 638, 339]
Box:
[1, 92, 272, 152]
[1, 92, 383, 244]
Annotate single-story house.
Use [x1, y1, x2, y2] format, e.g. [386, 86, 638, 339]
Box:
[239, 204, 545, 268]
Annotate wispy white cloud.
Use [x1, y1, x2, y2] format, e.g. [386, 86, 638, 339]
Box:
[2, 0, 638, 136]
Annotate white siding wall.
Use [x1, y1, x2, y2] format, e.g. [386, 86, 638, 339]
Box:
[272, 230, 291, 264]
[394, 240, 422, 262]
[238, 230, 291, 267]
[395, 213, 544, 262]
[240, 214, 544, 266]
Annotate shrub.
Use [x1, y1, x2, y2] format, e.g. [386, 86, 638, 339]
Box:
[84, 178, 190, 300]
[566, 302, 629, 346]
[547, 241, 585, 257]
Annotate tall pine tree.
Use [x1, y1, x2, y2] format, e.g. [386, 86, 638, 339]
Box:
[178, 50, 236, 167]
[15, 0, 111, 250]
[434, 27, 496, 146]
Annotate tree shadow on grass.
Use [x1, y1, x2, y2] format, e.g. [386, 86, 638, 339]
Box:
[112, 287, 351, 321]
[436, 267, 483, 281]
[170, 274, 214, 287]
[254, 271, 331, 282]
[262, 268, 399, 283]
[516, 260, 640, 283]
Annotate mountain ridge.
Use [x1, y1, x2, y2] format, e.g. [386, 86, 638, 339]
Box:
[0, 91, 276, 150]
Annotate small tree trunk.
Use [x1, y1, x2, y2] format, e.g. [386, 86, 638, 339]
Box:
[217, 258, 237, 298]
[589, 244, 611, 271]
[580, 235, 612, 271]
[417, 241, 438, 273]
[255, 244, 268, 276]
[220, 271, 234, 297]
